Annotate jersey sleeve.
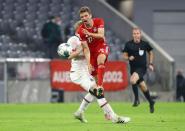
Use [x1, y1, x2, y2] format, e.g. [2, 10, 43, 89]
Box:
[145, 42, 153, 52]
[77, 27, 86, 41]
[122, 42, 129, 53]
[97, 18, 104, 28]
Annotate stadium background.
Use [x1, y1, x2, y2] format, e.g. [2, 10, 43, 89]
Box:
[0, 0, 184, 103]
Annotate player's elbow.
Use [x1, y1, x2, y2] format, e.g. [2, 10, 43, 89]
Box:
[99, 34, 104, 39]
[149, 51, 154, 55]
[123, 54, 128, 60]
[84, 47, 90, 53]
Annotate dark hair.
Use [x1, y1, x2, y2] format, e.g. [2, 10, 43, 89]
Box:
[49, 15, 60, 20]
[133, 27, 141, 32]
[79, 6, 92, 14]
[49, 16, 55, 20]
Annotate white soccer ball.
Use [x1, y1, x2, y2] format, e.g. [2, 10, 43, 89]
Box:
[57, 43, 72, 58]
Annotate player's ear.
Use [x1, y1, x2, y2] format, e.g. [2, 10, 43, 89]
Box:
[89, 14, 92, 19]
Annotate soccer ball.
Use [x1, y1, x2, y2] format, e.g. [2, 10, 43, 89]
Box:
[57, 43, 72, 58]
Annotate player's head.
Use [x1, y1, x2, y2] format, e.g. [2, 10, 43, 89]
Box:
[50, 16, 61, 25]
[67, 36, 81, 49]
[55, 16, 62, 25]
[132, 27, 142, 43]
[177, 69, 183, 76]
[79, 6, 92, 25]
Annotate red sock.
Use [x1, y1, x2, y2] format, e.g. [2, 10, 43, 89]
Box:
[97, 64, 105, 86]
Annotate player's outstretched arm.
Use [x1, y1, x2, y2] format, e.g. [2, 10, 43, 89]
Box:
[148, 51, 154, 71]
[123, 52, 135, 61]
[148, 51, 154, 64]
[68, 46, 83, 59]
[82, 28, 104, 39]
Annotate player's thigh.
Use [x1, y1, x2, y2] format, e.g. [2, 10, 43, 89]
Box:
[70, 71, 81, 84]
[97, 46, 109, 65]
[135, 68, 146, 84]
[90, 54, 98, 76]
[70, 72, 96, 91]
[97, 53, 107, 65]
[130, 72, 140, 84]
[81, 74, 96, 92]
[90, 54, 97, 69]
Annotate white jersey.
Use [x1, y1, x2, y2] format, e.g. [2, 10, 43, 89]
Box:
[71, 37, 88, 71]
[67, 36, 96, 91]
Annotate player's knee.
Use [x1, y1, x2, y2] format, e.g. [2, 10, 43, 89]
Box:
[137, 78, 144, 85]
[130, 77, 137, 85]
[139, 81, 148, 92]
[97, 54, 106, 65]
[130, 73, 140, 84]
[98, 61, 105, 66]
[98, 63, 105, 69]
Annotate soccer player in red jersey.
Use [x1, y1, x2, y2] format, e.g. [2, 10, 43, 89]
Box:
[76, 6, 109, 91]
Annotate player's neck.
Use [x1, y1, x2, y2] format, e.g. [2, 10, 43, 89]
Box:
[133, 39, 141, 43]
[85, 19, 93, 29]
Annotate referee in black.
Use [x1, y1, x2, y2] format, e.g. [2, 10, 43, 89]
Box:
[122, 27, 155, 113]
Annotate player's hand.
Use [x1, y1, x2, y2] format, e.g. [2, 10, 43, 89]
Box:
[149, 63, 154, 71]
[68, 51, 75, 59]
[129, 56, 135, 61]
[82, 28, 90, 35]
[87, 63, 94, 74]
[67, 53, 73, 60]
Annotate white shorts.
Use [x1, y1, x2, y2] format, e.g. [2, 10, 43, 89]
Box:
[70, 70, 96, 92]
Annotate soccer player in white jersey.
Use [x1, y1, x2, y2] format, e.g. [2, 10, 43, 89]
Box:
[66, 35, 130, 124]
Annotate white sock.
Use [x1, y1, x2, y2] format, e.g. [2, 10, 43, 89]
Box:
[78, 93, 94, 113]
[97, 98, 117, 120]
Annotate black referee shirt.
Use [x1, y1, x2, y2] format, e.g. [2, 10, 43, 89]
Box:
[122, 40, 153, 69]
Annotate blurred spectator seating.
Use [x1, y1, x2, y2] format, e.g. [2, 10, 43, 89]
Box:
[0, 0, 125, 59]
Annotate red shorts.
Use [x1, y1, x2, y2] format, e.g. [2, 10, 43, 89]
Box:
[90, 45, 109, 76]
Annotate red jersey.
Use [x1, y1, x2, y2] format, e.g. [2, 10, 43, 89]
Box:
[77, 18, 107, 53]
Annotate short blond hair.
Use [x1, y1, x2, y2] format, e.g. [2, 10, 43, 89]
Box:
[133, 27, 141, 33]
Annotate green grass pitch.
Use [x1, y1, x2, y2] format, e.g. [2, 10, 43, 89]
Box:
[0, 102, 185, 131]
